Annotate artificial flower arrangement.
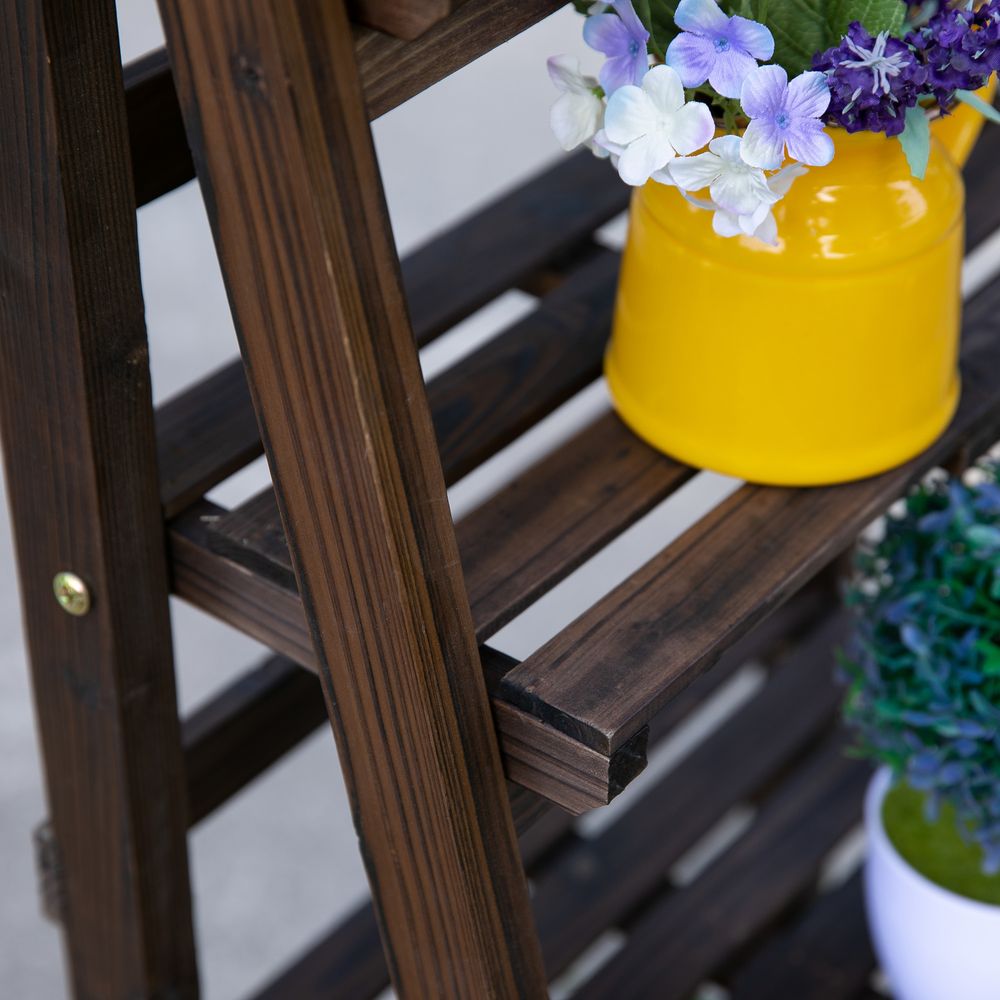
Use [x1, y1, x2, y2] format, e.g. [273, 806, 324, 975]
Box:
[841, 466, 1000, 877]
[549, 0, 1000, 244]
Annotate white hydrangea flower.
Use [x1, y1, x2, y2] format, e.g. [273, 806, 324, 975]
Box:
[668, 134, 777, 217]
[603, 64, 715, 185]
[548, 55, 605, 152]
[676, 160, 809, 245]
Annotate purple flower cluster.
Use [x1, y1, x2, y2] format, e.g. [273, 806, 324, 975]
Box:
[813, 23, 926, 136]
[907, 0, 1000, 108]
[814, 3, 1000, 137]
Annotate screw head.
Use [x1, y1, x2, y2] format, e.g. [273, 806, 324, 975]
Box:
[52, 572, 91, 617]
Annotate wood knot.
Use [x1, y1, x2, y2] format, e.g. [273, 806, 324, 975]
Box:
[233, 53, 267, 97]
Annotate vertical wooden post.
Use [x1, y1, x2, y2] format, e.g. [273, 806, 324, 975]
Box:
[156, 0, 548, 995]
[0, 2, 198, 997]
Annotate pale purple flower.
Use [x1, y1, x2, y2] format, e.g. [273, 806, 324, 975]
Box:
[666, 0, 774, 99]
[584, 0, 650, 94]
[604, 65, 715, 185]
[740, 65, 834, 169]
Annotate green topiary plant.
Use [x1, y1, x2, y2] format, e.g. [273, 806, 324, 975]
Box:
[840, 463, 1000, 876]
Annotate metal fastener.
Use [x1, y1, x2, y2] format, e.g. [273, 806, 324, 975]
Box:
[52, 572, 91, 617]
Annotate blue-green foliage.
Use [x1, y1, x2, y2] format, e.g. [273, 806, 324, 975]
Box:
[841, 466, 1000, 873]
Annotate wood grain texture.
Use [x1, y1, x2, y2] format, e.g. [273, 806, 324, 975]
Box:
[124, 47, 195, 208]
[0, 1, 197, 996]
[156, 0, 547, 993]
[182, 656, 326, 825]
[244, 597, 848, 1000]
[154, 152, 627, 518]
[123, 0, 565, 209]
[532, 610, 848, 979]
[170, 503, 644, 814]
[349, 0, 465, 39]
[578, 737, 869, 1000]
[727, 875, 874, 1000]
[499, 315, 1000, 755]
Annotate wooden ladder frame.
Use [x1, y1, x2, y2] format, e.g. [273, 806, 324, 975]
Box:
[5, 1, 1000, 998]
[1, 0, 544, 995]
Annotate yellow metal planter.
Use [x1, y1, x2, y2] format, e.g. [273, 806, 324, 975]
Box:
[606, 103, 989, 486]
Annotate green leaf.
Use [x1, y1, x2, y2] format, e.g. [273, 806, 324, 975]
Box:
[647, 0, 681, 55]
[766, 0, 828, 75]
[955, 89, 1000, 125]
[826, 0, 907, 40]
[976, 641, 1000, 677]
[899, 105, 931, 179]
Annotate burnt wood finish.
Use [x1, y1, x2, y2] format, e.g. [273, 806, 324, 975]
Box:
[727, 875, 874, 1000]
[170, 502, 647, 814]
[0, 2, 197, 996]
[156, 0, 547, 993]
[350, 0, 466, 39]
[244, 601, 847, 999]
[121, 0, 564, 208]
[154, 153, 627, 519]
[124, 47, 195, 208]
[578, 737, 869, 1000]
[499, 316, 1000, 755]
[182, 656, 326, 826]
[532, 611, 848, 979]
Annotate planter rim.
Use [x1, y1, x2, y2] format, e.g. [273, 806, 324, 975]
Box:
[866, 766, 1000, 915]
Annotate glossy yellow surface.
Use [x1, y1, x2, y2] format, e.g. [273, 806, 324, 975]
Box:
[606, 106, 988, 485]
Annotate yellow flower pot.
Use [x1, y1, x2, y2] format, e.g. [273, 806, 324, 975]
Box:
[605, 98, 991, 486]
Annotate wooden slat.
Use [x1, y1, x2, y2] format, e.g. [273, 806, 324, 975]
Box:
[125, 47, 195, 208]
[156, 361, 262, 519]
[402, 152, 628, 347]
[349, 0, 465, 39]
[245, 597, 844, 1000]
[533, 611, 847, 978]
[155, 155, 625, 516]
[499, 314, 1000, 755]
[124, 1, 564, 206]
[577, 737, 868, 1000]
[170, 504, 646, 813]
[182, 656, 326, 825]
[962, 98, 1000, 252]
[0, 2, 198, 995]
[727, 875, 874, 1000]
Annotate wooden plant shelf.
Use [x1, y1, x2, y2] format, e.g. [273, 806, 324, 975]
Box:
[6, 9, 998, 997]
[157, 118, 1000, 814]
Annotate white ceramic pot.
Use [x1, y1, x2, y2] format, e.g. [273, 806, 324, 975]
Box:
[864, 767, 1000, 1000]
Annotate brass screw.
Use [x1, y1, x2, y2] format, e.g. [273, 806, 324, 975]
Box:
[52, 572, 91, 617]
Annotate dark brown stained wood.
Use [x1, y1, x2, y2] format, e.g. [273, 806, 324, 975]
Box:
[155, 155, 627, 517]
[156, 361, 262, 518]
[727, 875, 874, 1000]
[157, 0, 547, 993]
[354, 0, 564, 118]
[244, 600, 848, 1000]
[170, 504, 645, 814]
[182, 656, 327, 825]
[124, 47, 195, 208]
[457, 410, 694, 639]
[0, 2, 197, 996]
[499, 318, 1000, 755]
[203, 251, 624, 595]
[578, 737, 869, 1000]
[123, 0, 566, 207]
[532, 611, 848, 978]
[402, 152, 628, 347]
[349, 0, 465, 39]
